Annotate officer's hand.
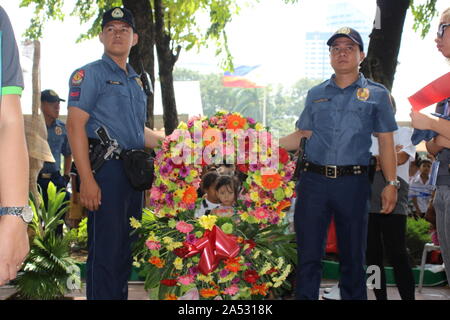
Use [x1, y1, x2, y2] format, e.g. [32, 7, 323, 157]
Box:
[380, 185, 398, 214]
[80, 178, 101, 211]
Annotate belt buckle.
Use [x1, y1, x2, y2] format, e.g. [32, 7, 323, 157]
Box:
[325, 165, 337, 179]
[41, 173, 52, 179]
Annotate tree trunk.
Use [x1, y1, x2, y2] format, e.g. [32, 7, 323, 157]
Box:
[123, 0, 156, 129]
[360, 0, 410, 91]
[154, 0, 180, 135]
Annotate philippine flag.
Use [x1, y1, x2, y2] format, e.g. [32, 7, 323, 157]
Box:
[222, 65, 265, 88]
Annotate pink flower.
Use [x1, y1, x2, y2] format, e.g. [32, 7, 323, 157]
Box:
[177, 275, 195, 286]
[146, 240, 161, 250]
[150, 188, 162, 200]
[176, 221, 194, 234]
[250, 208, 269, 220]
[223, 285, 240, 296]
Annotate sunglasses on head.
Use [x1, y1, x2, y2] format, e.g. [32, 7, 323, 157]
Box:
[437, 23, 450, 38]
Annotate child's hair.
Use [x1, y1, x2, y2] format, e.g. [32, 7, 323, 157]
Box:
[215, 175, 241, 204]
[201, 171, 220, 192]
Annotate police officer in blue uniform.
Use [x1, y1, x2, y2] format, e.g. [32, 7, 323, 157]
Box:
[38, 89, 72, 236]
[280, 27, 399, 300]
[66, 7, 163, 300]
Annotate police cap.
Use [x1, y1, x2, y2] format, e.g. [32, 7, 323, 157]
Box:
[41, 89, 65, 103]
[327, 27, 364, 52]
[102, 7, 136, 32]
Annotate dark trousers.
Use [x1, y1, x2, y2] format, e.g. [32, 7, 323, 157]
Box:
[366, 213, 415, 300]
[294, 171, 370, 300]
[86, 159, 143, 300]
[37, 171, 70, 236]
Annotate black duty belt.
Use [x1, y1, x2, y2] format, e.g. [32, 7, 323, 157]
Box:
[301, 161, 368, 179]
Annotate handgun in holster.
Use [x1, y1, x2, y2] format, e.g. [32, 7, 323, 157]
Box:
[293, 137, 307, 180]
[368, 155, 377, 183]
[89, 126, 121, 174]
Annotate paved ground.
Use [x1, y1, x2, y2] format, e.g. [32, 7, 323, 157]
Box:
[1, 279, 449, 300]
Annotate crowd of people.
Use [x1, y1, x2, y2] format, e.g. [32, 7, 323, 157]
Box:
[0, 4, 449, 301]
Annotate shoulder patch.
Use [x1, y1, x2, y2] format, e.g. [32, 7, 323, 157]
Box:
[69, 87, 81, 102]
[71, 70, 85, 86]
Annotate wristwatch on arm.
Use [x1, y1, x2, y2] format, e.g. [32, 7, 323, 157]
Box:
[0, 206, 34, 224]
[386, 180, 401, 189]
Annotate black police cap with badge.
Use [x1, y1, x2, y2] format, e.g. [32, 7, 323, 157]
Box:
[41, 89, 65, 103]
[327, 27, 364, 52]
[102, 7, 137, 32]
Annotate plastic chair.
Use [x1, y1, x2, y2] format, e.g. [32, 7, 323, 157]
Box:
[418, 243, 440, 293]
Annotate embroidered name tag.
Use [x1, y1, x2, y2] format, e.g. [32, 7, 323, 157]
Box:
[106, 80, 123, 85]
[313, 98, 331, 103]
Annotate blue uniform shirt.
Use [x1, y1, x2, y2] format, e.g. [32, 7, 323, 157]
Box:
[297, 73, 398, 166]
[67, 54, 147, 150]
[41, 119, 71, 173]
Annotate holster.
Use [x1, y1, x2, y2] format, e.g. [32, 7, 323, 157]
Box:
[120, 149, 155, 191]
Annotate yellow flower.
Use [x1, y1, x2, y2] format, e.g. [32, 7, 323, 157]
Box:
[173, 257, 183, 270]
[146, 232, 159, 242]
[285, 187, 293, 198]
[198, 215, 218, 231]
[253, 250, 261, 259]
[255, 123, 264, 131]
[273, 281, 283, 288]
[167, 242, 183, 251]
[218, 272, 236, 283]
[277, 257, 285, 270]
[163, 236, 174, 244]
[197, 274, 213, 283]
[130, 217, 142, 229]
[178, 122, 188, 130]
[174, 189, 184, 199]
[250, 192, 259, 202]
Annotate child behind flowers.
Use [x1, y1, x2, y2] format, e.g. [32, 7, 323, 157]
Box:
[210, 175, 241, 217]
[195, 171, 221, 218]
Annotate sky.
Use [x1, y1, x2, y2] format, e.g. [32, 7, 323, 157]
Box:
[2, 0, 449, 122]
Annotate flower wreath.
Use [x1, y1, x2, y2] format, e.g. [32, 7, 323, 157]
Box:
[133, 111, 297, 300]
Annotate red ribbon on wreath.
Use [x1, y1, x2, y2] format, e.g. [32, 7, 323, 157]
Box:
[182, 225, 240, 275]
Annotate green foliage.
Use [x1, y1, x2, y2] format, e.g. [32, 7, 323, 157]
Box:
[410, 0, 439, 39]
[66, 217, 88, 249]
[406, 217, 432, 265]
[15, 182, 80, 300]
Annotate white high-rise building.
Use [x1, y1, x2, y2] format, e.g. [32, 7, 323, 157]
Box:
[304, 2, 372, 80]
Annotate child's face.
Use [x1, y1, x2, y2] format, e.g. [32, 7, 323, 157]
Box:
[420, 162, 431, 175]
[205, 185, 219, 203]
[216, 185, 235, 206]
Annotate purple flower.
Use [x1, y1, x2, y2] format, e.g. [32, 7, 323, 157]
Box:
[245, 262, 252, 267]
[270, 216, 280, 225]
[219, 269, 230, 278]
[231, 277, 240, 284]
[249, 164, 260, 172]
[179, 166, 190, 178]
[247, 117, 256, 125]
[165, 194, 174, 206]
[160, 164, 172, 176]
[186, 233, 197, 244]
[189, 266, 200, 276]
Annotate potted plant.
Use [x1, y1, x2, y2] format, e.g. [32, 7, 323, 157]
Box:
[11, 182, 81, 300]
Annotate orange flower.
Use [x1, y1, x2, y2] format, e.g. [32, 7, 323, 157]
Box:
[227, 114, 247, 130]
[200, 288, 219, 298]
[149, 256, 165, 268]
[276, 200, 292, 214]
[261, 173, 282, 190]
[224, 256, 242, 273]
[182, 186, 198, 204]
[251, 283, 268, 296]
[164, 293, 178, 300]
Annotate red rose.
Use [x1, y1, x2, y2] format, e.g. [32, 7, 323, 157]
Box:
[160, 279, 177, 286]
[243, 239, 256, 250]
[244, 270, 260, 284]
[278, 148, 289, 164]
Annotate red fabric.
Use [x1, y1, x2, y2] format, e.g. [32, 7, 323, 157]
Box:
[408, 72, 450, 111]
[325, 218, 338, 254]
